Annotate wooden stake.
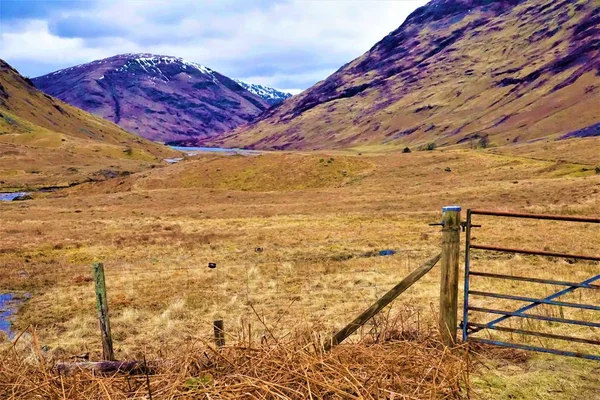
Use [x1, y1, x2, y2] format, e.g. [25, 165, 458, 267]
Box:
[324, 253, 441, 351]
[439, 206, 461, 347]
[214, 320, 225, 347]
[93, 262, 115, 361]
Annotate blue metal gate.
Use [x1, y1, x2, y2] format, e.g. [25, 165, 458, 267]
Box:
[461, 209, 600, 360]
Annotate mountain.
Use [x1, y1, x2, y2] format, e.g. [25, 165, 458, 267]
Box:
[214, 0, 600, 150]
[233, 80, 293, 105]
[32, 54, 270, 144]
[0, 59, 179, 191]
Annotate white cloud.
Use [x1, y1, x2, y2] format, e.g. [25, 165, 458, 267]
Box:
[0, 20, 142, 65]
[0, 0, 428, 90]
[1, 20, 90, 61]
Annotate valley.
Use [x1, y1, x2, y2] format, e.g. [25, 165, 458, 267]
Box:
[0, 0, 599, 398]
[1, 137, 599, 398]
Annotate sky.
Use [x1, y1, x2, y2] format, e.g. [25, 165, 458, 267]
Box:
[0, 0, 427, 94]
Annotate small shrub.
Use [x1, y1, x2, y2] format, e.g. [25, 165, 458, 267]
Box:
[403, 147, 411, 153]
[596, 166, 600, 175]
[1, 113, 17, 125]
[123, 147, 133, 156]
[478, 135, 489, 149]
[444, 167, 452, 172]
[426, 142, 436, 151]
[78, 127, 95, 137]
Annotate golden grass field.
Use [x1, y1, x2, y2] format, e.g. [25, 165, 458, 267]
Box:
[0, 137, 599, 399]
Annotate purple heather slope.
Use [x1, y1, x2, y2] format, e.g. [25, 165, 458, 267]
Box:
[32, 54, 270, 143]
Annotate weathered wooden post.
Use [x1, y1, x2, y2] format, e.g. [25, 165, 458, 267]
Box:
[214, 320, 225, 347]
[439, 206, 461, 347]
[93, 262, 115, 361]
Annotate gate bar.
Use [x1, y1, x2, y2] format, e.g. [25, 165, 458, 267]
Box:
[467, 323, 600, 346]
[469, 338, 600, 361]
[470, 210, 600, 223]
[469, 272, 600, 334]
[468, 290, 600, 311]
[464, 209, 600, 358]
[469, 271, 600, 289]
[471, 244, 600, 261]
[469, 306, 600, 328]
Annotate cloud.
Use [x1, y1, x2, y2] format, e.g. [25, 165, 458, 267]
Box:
[0, 20, 139, 66]
[0, 0, 428, 91]
[0, 0, 94, 21]
[48, 15, 127, 39]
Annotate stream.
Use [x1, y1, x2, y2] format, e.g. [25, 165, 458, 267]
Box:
[0, 293, 27, 340]
[0, 192, 30, 201]
[169, 146, 261, 156]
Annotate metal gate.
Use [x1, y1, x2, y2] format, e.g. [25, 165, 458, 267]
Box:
[461, 209, 600, 360]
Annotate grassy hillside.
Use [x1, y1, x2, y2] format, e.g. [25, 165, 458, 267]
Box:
[67, 153, 374, 194]
[215, 0, 600, 150]
[0, 59, 180, 191]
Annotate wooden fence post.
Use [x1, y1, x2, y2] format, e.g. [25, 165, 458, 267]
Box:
[214, 320, 225, 347]
[93, 262, 115, 361]
[439, 206, 461, 347]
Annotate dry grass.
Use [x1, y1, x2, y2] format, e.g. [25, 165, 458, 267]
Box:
[1, 316, 470, 399]
[487, 136, 600, 166]
[0, 139, 599, 398]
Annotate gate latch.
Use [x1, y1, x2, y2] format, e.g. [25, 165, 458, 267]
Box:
[460, 222, 482, 232]
[429, 222, 482, 231]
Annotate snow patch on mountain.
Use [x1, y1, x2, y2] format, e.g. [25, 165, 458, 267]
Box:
[129, 54, 215, 76]
[234, 79, 293, 105]
[111, 54, 218, 83]
[48, 54, 218, 83]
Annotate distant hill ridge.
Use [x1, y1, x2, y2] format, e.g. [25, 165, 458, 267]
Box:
[32, 53, 270, 144]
